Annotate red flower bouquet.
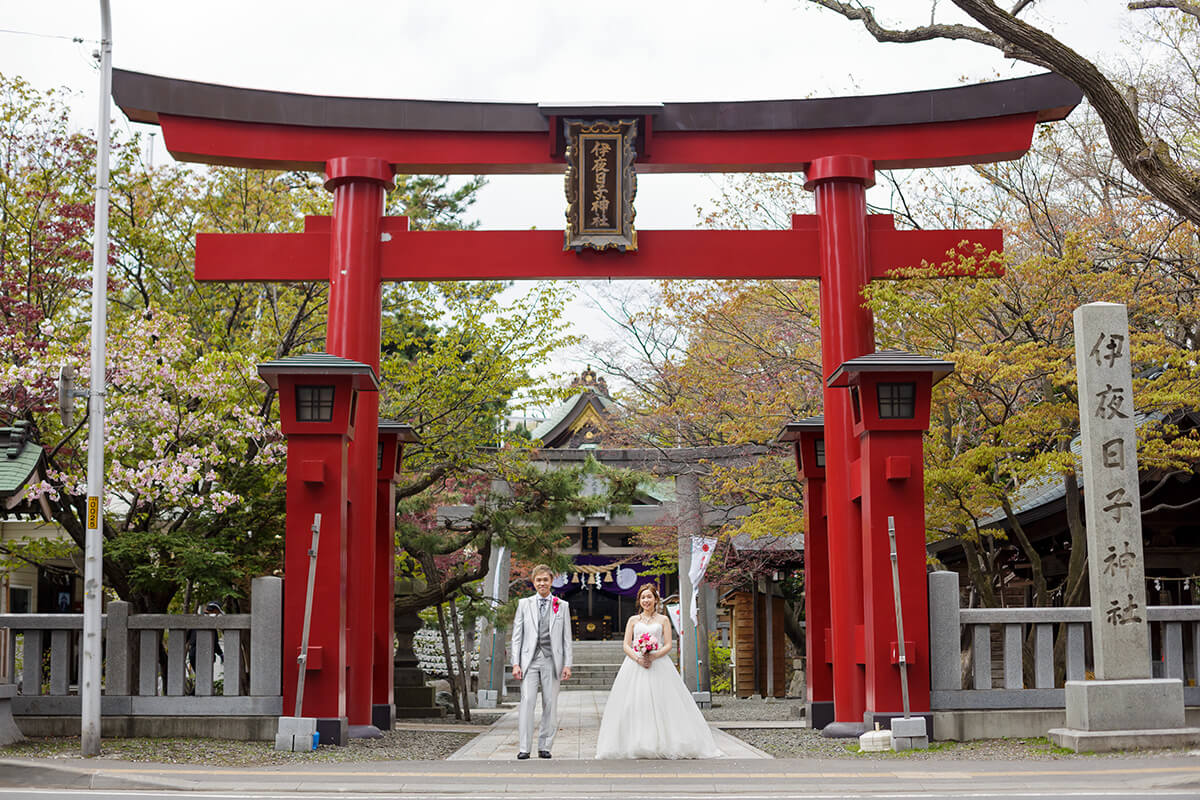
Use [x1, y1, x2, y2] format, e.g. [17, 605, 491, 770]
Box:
[633, 632, 659, 658]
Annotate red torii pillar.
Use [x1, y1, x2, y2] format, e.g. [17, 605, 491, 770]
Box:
[780, 418, 833, 729]
[806, 155, 876, 733]
[325, 157, 393, 735]
[376, 422, 420, 730]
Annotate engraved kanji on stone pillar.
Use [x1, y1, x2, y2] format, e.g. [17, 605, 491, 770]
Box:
[1073, 302, 1150, 681]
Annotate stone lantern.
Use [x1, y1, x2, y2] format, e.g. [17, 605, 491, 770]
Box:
[827, 350, 953, 731]
[780, 416, 832, 730]
[258, 353, 379, 746]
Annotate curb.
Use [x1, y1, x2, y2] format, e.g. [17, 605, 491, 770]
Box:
[0, 758, 188, 791]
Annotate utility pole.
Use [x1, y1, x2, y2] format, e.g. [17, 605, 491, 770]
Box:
[81, 0, 112, 758]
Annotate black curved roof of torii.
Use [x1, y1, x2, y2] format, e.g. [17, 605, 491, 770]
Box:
[113, 69, 1081, 134]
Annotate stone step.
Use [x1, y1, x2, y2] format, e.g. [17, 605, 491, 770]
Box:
[571, 642, 680, 666]
[505, 659, 683, 692]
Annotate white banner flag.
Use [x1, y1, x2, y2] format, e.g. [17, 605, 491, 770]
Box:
[688, 536, 718, 625]
[666, 602, 682, 635]
[688, 536, 717, 587]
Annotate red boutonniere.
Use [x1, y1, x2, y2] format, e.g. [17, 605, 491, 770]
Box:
[552, 598, 560, 614]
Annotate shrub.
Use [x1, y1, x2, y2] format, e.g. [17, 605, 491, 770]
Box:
[709, 633, 732, 694]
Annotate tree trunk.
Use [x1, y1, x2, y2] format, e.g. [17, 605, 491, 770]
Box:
[782, 599, 804, 653]
[449, 599, 471, 722]
[182, 580, 194, 616]
[1060, 469, 1089, 607]
[959, 531, 999, 608]
[1053, 469, 1091, 685]
[435, 602, 462, 720]
[1001, 495, 1049, 607]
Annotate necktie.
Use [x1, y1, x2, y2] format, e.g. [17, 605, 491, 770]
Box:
[539, 598, 548, 619]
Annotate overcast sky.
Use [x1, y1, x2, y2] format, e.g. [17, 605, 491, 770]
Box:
[0, 1, 1133, 395]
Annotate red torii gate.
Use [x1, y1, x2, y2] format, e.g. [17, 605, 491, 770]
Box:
[113, 69, 1080, 739]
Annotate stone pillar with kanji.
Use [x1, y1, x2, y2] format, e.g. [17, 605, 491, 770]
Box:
[1049, 302, 1200, 752]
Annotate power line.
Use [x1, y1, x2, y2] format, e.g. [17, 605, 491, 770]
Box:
[0, 27, 92, 45]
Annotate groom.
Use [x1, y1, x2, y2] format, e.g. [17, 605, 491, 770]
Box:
[511, 564, 573, 759]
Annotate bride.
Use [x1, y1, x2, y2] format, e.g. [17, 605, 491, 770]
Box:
[595, 582, 721, 759]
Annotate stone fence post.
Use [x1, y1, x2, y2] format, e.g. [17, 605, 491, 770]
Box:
[928, 571, 961, 693]
[0, 683, 21, 745]
[250, 576, 282, 697]
[104, 601, 132, 695]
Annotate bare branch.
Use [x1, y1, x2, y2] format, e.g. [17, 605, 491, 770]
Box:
[1143, 494, 1200, 515]
[804, 0, 1200, 223]
[947, 0, 1200, 225]
[395, 464, 449, 499]
[1128, 0, 1200, 21]
[1141, 470, 1188, 501]
[806, 0, 1007, 47]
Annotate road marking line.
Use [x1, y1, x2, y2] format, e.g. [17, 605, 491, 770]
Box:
[86, 763, 1200, 780]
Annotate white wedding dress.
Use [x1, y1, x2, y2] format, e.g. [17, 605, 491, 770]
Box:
[594, 621, 722, 759]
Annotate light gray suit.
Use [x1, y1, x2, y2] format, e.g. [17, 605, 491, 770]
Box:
[511, 593, 573, 754]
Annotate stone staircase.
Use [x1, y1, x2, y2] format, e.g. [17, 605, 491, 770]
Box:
[505, 639, 679, 692]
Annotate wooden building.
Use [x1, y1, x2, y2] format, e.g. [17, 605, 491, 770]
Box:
[727, 588, 788, 697]
[723, 533, 803, 698]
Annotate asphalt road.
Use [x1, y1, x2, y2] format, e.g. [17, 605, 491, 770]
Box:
[4, 756, 1200, 800]
[2, 790, 1199, 800]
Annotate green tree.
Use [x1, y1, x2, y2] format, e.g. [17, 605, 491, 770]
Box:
[394, 454, 646, 617]
[0, 74, 517, 613]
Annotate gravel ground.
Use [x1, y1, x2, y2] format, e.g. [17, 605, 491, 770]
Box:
[400, 712, 506, 726]
[4, 700, 1195, 764]
[702, 696, 802, 722]
[0, 727, 483, 766]
[705, 696, 1198, 760]
[725, 727, 1199, 760]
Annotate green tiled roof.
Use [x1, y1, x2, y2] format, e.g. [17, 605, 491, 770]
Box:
[531, 391, 616, 443]
[0, 425, 44, 498]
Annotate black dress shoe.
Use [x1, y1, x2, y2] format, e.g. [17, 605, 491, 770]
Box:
[517, 752, 530, 760]
[538, 750, 552, 759]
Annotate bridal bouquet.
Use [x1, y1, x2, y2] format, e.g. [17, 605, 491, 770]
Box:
[633, 632, 659, 658]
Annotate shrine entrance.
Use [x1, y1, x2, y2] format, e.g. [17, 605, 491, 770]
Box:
[113, 70, 1081, 743]
[565, 582, 621, 642]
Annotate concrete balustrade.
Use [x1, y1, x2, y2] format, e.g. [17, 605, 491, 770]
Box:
[928, 571, 1200, 739]
[0, 576, 282, 738]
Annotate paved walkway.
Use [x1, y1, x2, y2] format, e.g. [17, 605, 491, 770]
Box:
[449, 690, 770, 760]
